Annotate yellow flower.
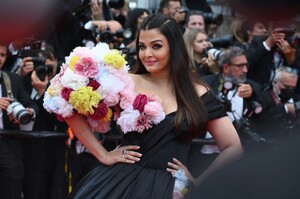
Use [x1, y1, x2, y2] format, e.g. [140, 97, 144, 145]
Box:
[69, 56, 80, 70]
[47, 85, 62, 97]
[103, 50, 127, 69]
[69, 86, 101, 115]
[100, 108, 112, 122]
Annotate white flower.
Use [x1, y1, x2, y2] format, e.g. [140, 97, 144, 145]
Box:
[61, 68, 89, 90]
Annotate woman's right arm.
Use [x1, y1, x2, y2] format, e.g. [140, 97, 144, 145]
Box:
[65, 113, 142, 165]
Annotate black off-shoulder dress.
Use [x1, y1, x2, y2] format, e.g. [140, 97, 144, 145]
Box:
[69, 91, 226, 199]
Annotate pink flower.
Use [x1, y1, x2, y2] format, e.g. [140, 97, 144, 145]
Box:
[73, 56, 98, 77]
[90, 102, 108, 120]
[119, 90, 135, 109]
[87, 117, 111, 133]
[135, 114, 152, 133]
[133, 94, 148, 112]
[103, 93, 120, 107]
[61, 87, 74, 101]
[87, 79, 100, 90]
[94, 121, 111, 133]
[144, 102, 163, 117]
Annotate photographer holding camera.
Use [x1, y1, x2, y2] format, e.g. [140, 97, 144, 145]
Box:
[0, 44, 39, 199]
[17, 44, 70, 199]
[255, 66, 300, 142]
[246, 22, 299, 91]
[202, 46, 264, 146]
[187, 46, 263, 178]
[183, 28, 219, 76]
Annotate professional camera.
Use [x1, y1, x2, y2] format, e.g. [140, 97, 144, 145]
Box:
[6, 99, 33, 125]
[233, 117, 267, 145]
[209, 35, 236, 48]
[118, 47, 137, 70]
[84, 21, 132, 44]
[18, 39, 45, 59]
[202, 12, 223, 26]
[202, 48, 225, 61]
[243, 100, 263, 117]
[99, 29, 132, 44]
[217, 80, 268, 145]
[217, 78, 235, 112]
[31, 57, 53, 81]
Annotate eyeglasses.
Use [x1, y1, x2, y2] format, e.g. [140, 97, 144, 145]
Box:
[229, 63, 248, 69]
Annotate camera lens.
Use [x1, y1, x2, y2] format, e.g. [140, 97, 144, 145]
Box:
[35, 65, 48, 81]
[7, 101, 33, 124]
[105, 0, 125, 9]
[100, 30, 114, 43]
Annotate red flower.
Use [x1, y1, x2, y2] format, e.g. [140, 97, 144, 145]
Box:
[55, 114, 65, 122]
[90, 101, 108, 120]
[133, 94, 148, 112]
[87, 79, 100, 90]
[61, 87, 74, 101]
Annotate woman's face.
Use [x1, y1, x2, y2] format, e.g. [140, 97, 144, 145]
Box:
[193, 32, 210, 54]
[138, 29, 170, 74]
[137, 12, 149, 30]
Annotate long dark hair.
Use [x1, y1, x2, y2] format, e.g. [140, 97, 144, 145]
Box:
[135, 13, 208, 138]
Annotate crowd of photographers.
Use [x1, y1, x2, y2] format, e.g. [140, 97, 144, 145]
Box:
[0, 0, 300, 198]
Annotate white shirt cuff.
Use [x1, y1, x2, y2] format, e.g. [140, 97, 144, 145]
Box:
[263, 41, 271, 51]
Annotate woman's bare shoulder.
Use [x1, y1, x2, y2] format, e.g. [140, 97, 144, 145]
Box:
[129, 73, 143, 84]
[195, 83, 210, 97]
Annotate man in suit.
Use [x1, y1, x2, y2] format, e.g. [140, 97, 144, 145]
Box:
[246, 26, 298, 91]
[255, 66, 300, 142]
[0, 44, 39, 199]
[188, 46, 262, 177]
[19, 45, 69, 199]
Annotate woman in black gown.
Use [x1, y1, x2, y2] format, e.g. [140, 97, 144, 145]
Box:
[65, 13, 243, 199]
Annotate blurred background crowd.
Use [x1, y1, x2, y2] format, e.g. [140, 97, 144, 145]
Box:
[0, 0, 300, 199]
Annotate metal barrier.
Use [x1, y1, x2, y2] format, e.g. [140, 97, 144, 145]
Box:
[0, 130, 68, 139]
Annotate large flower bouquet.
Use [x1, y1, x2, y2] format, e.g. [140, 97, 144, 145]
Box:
[43, 43, 165, 133]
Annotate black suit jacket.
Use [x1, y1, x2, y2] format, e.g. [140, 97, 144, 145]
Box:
[202, 74, 262, 111]
[22, 73, 68, 171]
[255, 89, 300, 139]
[1, 71, 39, 158]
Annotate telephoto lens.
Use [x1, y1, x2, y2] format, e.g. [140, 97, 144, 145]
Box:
[6, 100, 33, 124]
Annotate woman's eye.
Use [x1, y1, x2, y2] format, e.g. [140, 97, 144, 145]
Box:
[153, 44, 162, 49]
[138, 45, 146, 50]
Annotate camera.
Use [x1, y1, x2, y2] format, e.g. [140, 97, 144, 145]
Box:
[202, 12, 223, 26]
[233, 118, 267, 144]
[217, 80, 268, 145]
[7, 99, 33, 125]
[209, 35, 236, 48]
[18, 39, 45, 59]
[31, 57, 53, 81]
[203, 48, 225, 61]
[99, 29, 132, 44]
[217, 78, 235, 112]
[244, 100, 263, 117]
[84, 20, 132, 44]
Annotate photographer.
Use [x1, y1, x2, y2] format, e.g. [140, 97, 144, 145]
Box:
[183, 28, 219, 76]
[255, 66, 300, 142]
[0, 44, 39, 199]
[18, 44, 69, 199]
[203, 46, 264, 143]
[246, 22, 299, 91]
[187, 46, 262, 177]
